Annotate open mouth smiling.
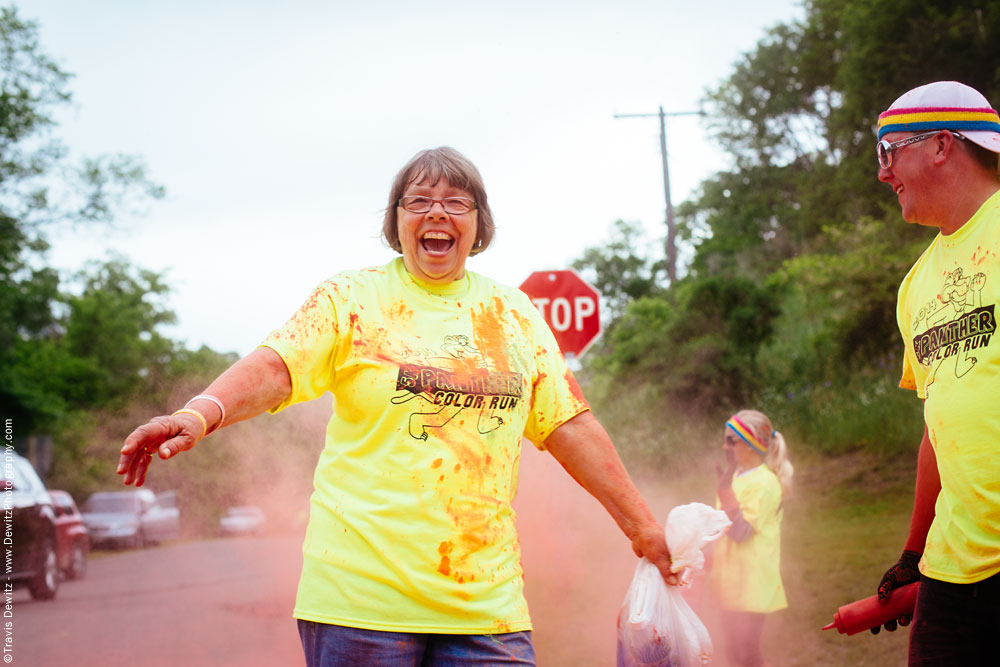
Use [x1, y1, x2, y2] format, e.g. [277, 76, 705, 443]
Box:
[422, 231, 455, 254]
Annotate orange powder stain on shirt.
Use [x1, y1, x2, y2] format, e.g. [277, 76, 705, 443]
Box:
[437, 540, 453, 576]
[431, 449, 508, 583]
[564, 369, 587, 403]
[355, 328, 394, 360]
[436, 439, 493, 489]
[971, 246, 995, 266]
[492, 619, 513, 634]
[383, 299, 415, 325]
[510, 307, 534, 338]
[471, 297, 513, 372]
[271, 287, 339, 343]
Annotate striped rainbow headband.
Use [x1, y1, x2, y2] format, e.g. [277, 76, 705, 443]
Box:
[877, 105, 1000, 140]
[726, 416, 767, 456]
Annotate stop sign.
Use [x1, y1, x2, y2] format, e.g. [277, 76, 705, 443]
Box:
[519, 269, 601, 356]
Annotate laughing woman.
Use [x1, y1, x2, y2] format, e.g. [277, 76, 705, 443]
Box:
[117, 147, 676, 666]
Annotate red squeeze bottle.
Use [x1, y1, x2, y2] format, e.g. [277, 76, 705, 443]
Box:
[822, 582, 920, 636]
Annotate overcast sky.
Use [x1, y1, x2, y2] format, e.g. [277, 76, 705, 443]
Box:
[20, 0, 804, 356]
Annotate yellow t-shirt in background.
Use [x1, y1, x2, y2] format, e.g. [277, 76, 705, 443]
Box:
[262, 258, 589, 633]
[896, 190, 1000, 584]
[708, 465, 787, 614]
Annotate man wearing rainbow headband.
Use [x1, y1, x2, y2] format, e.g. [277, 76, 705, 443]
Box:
[875, 81, 1000, 665]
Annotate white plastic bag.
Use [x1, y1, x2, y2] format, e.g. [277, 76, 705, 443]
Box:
[616, 502, 731, 667]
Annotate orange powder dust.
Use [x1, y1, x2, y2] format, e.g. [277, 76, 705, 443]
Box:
[431, 458, 443, 469]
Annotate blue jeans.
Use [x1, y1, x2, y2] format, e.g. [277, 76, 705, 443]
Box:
[909, 572, 1000, 666]
[297, 620, 536, 667]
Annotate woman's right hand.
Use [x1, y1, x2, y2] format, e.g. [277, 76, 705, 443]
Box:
[715, 453, 737, 492]
[117, 412, 205, 487]
[715, 453, 740, 514]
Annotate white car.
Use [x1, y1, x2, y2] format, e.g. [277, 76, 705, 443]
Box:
[82, 490, 180, 548]
[219, 506, 266, 537]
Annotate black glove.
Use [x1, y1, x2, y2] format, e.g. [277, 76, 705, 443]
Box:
[870, 550, 920, 635]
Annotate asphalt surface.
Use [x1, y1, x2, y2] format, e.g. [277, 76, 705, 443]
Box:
[10, 535, 305, 667]
[11, 444, 671, 666]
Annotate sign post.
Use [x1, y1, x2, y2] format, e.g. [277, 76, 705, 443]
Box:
[519, 270, 602, 357]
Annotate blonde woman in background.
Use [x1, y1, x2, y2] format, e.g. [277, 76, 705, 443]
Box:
[707, 409, 793, 667]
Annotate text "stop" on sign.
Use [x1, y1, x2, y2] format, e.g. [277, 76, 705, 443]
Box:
[519, 269, 602, 357]
[528, 296, 596, 332]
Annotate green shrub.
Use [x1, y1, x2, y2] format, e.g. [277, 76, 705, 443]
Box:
[757, 371, 924, 456]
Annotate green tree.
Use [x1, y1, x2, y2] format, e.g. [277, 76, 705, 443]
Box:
[61, 257, 178, 407]
[571, 219, 666, 323]
[0, 5, 164, 436]
[689, 0, 1000, 386]
[579, 0, 1000, 453]
[594, 274, 779, 411]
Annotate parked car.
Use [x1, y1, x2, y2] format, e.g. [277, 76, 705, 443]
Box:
[81, 489, 180, 549]
[49, 490, 90, 579]
[1, 452, 59, 600]
[219, 505, 267, 537]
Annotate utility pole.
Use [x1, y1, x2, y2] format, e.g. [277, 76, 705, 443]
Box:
[614, 105, 703, 282]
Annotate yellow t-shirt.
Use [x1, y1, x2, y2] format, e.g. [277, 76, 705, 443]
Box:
[707, 465, 787, 613]
[261, 258, 589, 633]
[896, 190, 1000, 584]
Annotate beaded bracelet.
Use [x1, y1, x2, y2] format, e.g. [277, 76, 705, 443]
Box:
[172, 408, 208, 438]
[185, 394, 226, 435]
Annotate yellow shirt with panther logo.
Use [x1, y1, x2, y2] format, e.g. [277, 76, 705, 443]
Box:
[262, 258, 589, 633]
[897, 189, 1000, 584]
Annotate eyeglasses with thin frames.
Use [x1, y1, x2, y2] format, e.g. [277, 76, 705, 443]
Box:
[398, 195, 477, 215]
[876, 130, 964, 169]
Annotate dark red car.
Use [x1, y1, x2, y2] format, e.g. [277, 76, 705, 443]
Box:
[49, 490, 90, 579]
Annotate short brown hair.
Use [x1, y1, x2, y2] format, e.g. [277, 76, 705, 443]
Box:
[382, 147, 495, 256]
[960, 137, 1000, 173]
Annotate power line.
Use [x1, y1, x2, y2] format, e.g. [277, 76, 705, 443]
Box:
[614, 106, 703, 282]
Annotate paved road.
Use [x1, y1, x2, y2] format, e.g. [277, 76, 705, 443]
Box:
[10, 445, 669, 667]
[10, 535, 305, 667]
